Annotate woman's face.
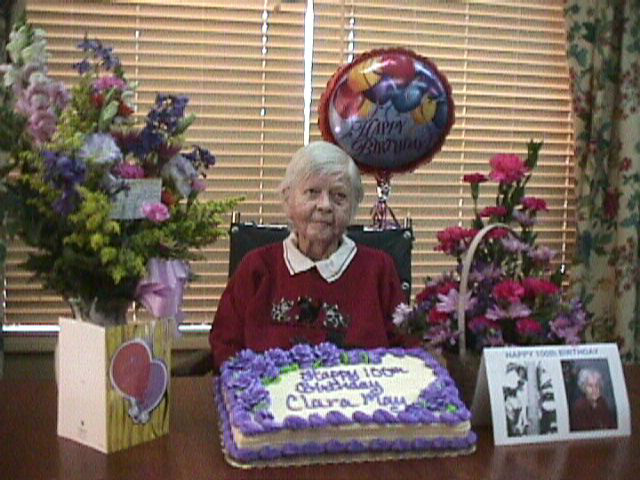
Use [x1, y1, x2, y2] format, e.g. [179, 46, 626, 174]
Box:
[285, 172, 352, 258]
[584, 375, 602, 403]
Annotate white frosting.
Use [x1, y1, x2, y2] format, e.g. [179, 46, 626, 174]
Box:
[267, 355, 435, 423]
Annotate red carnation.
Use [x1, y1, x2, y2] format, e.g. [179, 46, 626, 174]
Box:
[493, 280, 525, 303]
[521, 196, 548, 212]
[429, 309, 450, 325]
[516, 318, 543, 336]
[522, 277, 560, 298]
[486, 227, 510, 240]
[489, 154, 529, 184]
[480, 206, 508, 218]
[463, 173, 488, 184]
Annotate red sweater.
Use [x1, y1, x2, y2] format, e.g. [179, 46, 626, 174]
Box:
[209, 242, 405, 370]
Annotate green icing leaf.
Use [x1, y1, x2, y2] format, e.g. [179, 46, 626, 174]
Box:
[280, 363, 299, 374]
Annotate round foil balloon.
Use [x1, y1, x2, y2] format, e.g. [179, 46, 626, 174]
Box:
[319, 48, 454, 175]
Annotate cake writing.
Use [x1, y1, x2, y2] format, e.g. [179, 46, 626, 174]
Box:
[284, 364, 411, 413]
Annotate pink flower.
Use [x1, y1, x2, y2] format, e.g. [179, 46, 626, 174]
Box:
[142, 202, 170, 223]
[492, 280, 525, 303]
[522, 277, 559, 298]
[28, 109, 58, 144]
[516, 318, 543, 336]
[93, 75, 127, 93]
[480, 206, 507, 218]
[489, 154, 529, 184]
[463, 173, 488, 184]
[15, 78, 70, 144]
[521, 197, 548, 212]
[191, 178, 206, 192]
[116, 163, 145, 179]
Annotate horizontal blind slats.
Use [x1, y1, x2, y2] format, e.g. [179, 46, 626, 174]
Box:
[3, 0, 575, 328]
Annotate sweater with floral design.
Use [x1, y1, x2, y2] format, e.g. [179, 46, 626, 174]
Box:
[209, 242, 405, 370]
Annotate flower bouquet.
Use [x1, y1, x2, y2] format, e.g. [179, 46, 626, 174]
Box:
[393, 141, 589, 355]
[1, 19, 241, 452]
[0, 20, 239, 326]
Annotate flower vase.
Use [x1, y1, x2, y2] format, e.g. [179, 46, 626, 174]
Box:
[56, 316, 171, 453]
[68, 297, 131, 326]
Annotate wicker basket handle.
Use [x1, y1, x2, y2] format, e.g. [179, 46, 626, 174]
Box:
[457, 223, 516, 357]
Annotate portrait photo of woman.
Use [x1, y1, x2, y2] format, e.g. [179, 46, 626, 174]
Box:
[563, 359, 618, 432]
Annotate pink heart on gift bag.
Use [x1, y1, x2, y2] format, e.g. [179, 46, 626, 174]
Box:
[109, 340, 153, 401]
[137, 359, 168, 413]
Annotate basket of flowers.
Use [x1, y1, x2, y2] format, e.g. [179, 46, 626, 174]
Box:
[392, 142, 590, 399]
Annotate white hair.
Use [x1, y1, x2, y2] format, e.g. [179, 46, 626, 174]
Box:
[279, 141, 364, 221]
[577, 367, 603, 393]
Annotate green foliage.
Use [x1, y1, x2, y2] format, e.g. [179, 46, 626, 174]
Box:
[1, 20, 242, 312]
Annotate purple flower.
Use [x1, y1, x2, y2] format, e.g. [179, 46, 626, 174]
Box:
[528, 246, 556, 264]
[500, 235, 529, 254]
[142, 202, 170, 223]
[147, 94, 189, 135]
[43, 151, 86, 215]
[550, 300, 588, 344]
[315, 342, 341, 367]
[237, 381, 269, 409]
[513, 209, 535, 227]
[224, 349, 258, 372]
[436, 288, 475, 314]
[248, 357, 278, 381]
[223, 370, 254, 391]
[469, 263, 503, 283]
[290, 343, 316, 367]
[75, 36, 121, 72]
[264, 348, 292, 368]
[486, 302, 531, 320]
[184, 145, 216, 170]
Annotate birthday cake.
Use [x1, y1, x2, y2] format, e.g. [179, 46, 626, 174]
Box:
[215, 343, 476, 467]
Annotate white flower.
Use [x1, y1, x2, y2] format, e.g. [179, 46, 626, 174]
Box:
[161, 154, 197, 197]
[392, 302, 412, 327]
[78, 133, 123, 165]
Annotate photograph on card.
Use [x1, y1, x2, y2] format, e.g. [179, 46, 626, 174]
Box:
[503, 361, 558, 438]
[481, 344, 630, 446]
[562, 358, 617, 432]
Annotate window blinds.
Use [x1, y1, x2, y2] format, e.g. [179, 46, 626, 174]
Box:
[2, 0, 573, 330]
[311, 0, 575, 285]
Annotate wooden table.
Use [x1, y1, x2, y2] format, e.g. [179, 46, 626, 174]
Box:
[1, 367, 638, 480]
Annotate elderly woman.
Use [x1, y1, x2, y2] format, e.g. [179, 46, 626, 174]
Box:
[209, 141, 405, 370]
[569, 367, 617, 431]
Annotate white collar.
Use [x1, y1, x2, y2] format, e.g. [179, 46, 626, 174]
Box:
[283, 233, 357, 283]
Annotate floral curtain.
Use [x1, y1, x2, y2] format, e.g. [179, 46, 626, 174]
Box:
[565, 0, 640, 363]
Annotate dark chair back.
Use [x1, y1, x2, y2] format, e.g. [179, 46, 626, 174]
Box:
[229, 222, 413, 302]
